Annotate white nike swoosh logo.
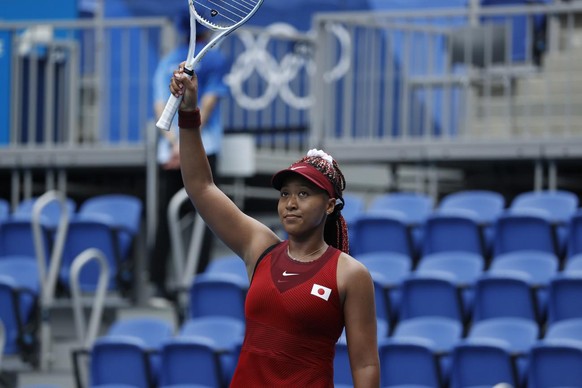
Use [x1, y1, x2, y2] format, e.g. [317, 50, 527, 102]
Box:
[282, 271, 300, 276]
[290, 166, 307, 170]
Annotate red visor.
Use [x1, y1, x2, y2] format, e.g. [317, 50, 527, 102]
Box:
[272, 162, 336, 198]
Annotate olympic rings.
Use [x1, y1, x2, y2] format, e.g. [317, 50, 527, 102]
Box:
[224, 22, 352, 111]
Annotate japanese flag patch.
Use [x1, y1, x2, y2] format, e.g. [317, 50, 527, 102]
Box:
[311, 284, 332, 301]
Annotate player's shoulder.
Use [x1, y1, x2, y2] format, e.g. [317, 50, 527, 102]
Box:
[338, 251, 371, 279]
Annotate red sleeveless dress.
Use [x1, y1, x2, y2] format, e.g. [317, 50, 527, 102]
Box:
[230, 241, 344, 387]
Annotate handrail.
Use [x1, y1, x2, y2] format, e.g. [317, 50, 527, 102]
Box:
[167, 188, 205, 313]
[70, 248, 110, 349]
[31, 189, 70, 371]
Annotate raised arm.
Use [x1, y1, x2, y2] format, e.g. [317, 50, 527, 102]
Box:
[170, 65, 280, 266]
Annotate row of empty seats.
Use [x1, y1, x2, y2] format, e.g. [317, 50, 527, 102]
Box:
[343, 189, 582, 267]
[0, 192, 142, 366]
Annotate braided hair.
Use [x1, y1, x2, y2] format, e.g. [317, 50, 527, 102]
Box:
[297, 153, 350, 254]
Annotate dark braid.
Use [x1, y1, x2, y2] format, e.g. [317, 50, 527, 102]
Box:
[300, 155, 350, 254]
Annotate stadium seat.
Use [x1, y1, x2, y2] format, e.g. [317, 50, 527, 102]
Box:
[489, 250, 558, 319]
[159, 336, 225, 388]
[468, 317, 539, 384]
[88, 317, 174, 388]
[398, 272, 466, 325]
[350, 211, 416, 259]
[188, 273, 248, 322]
[357, 251, 412, 324]
[547, 272, 582, 325]
[78, 194, 143, 260]
[204, 254, 249, 285]
[421, 210, 487, 257]
[449, 337, 520, 388]
[527, 339, 582, 388]
[472, 271, 541, 325]
[545, 318, 582, 343]
[378, 337, 444, 388]
[367, 192, 434, 255]
[493, 209, 559, 257]
[416, 251, 484, 314]
[438, 190, 505, 254]
[510, 189, 578, 257]
[179, 316, 245, 383]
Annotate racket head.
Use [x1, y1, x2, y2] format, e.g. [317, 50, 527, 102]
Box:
[190, 0, 264, 31]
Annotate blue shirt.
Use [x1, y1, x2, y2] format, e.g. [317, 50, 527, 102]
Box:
[154, 40, 229, 162]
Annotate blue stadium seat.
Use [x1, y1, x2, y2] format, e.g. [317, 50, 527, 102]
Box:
[468, 317, 539, 385]
[421, 210, 486, 257]
[159, 336, 225, 388]
[472, 271, 541, 325]
[204, 254, 249, 285]
[450, 337, 520, 388]
[489, 250, 558, 319]
[78, 194, 143, 260]
[511, 189, 578, 257]
[527, 339, 582, 388]
[547, 272, 582, 325]
[438, 190, 505, 254]
[564, 253, 582, 275]
[545, 318, 582, 343]
[378, 337, 444, 388]
[416, 251, 484, 315]
[179, 316, 245, 384]
[350, 211, 416, 259]
[493, 208, 558, 257]
[89, 317, 174, 388]
[188, 273, 248, 322]
[367, 192, 434, 255]
[399, 272, 465, 325]
[357, 251, 412, 324]
[392, 316, 463, 381]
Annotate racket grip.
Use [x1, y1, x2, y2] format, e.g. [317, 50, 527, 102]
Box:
[156, 93, 183, 131]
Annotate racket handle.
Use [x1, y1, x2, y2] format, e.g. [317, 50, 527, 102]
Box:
[156, 93, 183, 131]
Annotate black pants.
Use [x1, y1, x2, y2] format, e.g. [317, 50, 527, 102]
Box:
[149, 154, 216, 296]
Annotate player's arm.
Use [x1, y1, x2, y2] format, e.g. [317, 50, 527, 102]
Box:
[341, 255, 380, 388]
[172, 67, 280, 266]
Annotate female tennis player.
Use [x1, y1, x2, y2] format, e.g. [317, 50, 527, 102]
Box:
[170, 64, 380, 387]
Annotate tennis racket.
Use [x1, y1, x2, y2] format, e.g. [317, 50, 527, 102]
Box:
[156, 0, 264, 131]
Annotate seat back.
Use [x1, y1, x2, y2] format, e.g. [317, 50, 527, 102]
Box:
[528, 341, 582, 388]
[378, 340, 442, 387]
[567, 210, 582, 259]
[368, 192, 434, 225]
[188, 273, 247, 321]
[422, 214, 485, 256]
[450, 340, 518, 388]
[511, 190, 578, 224]
[204, 255, 249, 285]
[399, 274, 464, 323]
[493, 212, 558, 256]
[548, 274, 582, 324]
[472, 274, 539, 323]
[90, 336, 153, 388]
[439, 190, 505, 224]
[159, 336, 224, 387]
[351, 213, 414, 257]
[333, 341, 353, 386]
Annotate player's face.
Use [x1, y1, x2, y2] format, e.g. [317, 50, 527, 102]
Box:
[278, 175, 334, 237]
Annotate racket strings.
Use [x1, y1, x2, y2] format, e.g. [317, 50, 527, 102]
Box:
[194, 0, 260, 28]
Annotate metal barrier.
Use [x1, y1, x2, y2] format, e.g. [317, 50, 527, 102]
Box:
[310, 1, 582, 165]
